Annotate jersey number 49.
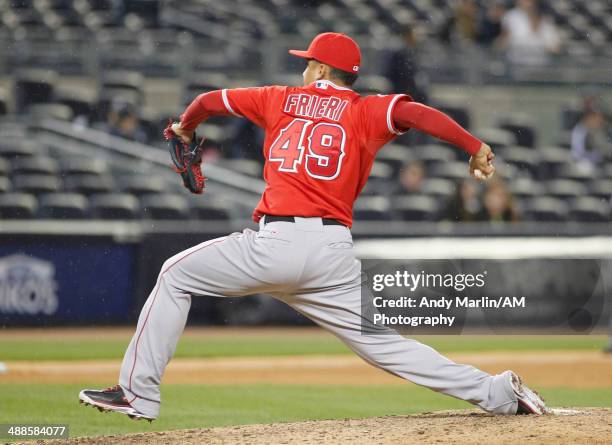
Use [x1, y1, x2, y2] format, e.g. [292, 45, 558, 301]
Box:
[269, 118, 346, 180]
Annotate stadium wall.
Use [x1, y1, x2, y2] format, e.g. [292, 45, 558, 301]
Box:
[1, 227, 610, 331]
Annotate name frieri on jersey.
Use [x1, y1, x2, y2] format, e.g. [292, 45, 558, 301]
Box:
[284, 94, 349, 122]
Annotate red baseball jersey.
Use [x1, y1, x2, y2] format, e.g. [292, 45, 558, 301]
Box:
[222, 80, 411, 227]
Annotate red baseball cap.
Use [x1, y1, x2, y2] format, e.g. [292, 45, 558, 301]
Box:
[289, 32, 361, 74]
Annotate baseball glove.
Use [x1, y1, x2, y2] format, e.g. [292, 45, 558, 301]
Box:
[163, 121, 206, 194]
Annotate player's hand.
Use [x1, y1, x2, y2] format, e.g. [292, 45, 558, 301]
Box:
[469, 143, 495, 181]
[171, 123, 195, 144]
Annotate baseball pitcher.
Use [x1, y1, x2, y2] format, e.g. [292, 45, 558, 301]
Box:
[79, 33, 548, 421]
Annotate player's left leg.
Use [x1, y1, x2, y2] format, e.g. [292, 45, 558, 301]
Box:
[285, 291, 518, 414]
[279, 233, 545, 415]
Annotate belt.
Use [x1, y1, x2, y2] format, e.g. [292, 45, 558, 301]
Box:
[264, 215, 345, 227]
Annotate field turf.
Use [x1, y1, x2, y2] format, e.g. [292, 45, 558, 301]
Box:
[1, 384, 611, 438]
[0, 332, 610, 440]
[0, 334, 606, 361]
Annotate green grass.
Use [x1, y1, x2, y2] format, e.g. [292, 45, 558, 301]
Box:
[1, 332, 607, 441]
[1, 383, 610, 440]
[539, 388, 612, 408]
[0, 335, 606, 361]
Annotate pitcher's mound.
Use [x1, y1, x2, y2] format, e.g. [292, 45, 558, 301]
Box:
[31, 408, 612, 445]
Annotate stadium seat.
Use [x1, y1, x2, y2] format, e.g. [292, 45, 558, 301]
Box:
[0, 87, 9, 115]
[64, 174, 115, 196]
[473, 128, 516, 150]
[589, 179, 612, 200]
[0, 140, 38, 158]
[0, 125, 26, 139]
[54, 86, 97, 119]
[545, 179, 588, 200]
[96, 92, 142, 122]
[13, 174, 61, 195]
[28, 103, 74, 121]
[370, 161, 394, 180]
[498, 117, 537, 148]
[568, 197, 611, 222]
[0, 158, 10, 176]
[353, 75, 392, 94]
[13, 69, 57, 114]
[11, 157, 59, 176]
[376, 144, 414, 176]
[523, 197, 569, 222]
[412, 145, 457, 171]
[183, 72, 230, 106]
[217, 159, 263, 177]
[61, 158, 108, 176]
[429, 161, 468, 181]
[39, 193, 88, 219]
[509, 177, 544, 199]
[196, 123, 226, 144]
[556, 163, 596, 183]
[141, 194, 190, 220]
[366, 162, 395, 192]
[538, 146, 574, 179]
[0, 176, 10, 193]
[493, 162, 521, 181]
[556, 131, 572, 149]
[121, 175, 167, 196]
[353, 196, 392, 221]
[190, 200, 232, 221]
[561, 107, 582, 130]
[499, 146, 538, 177]
[185, 72, 229, 92]
[359, 179, 384, 197]
[393, 195, 439, 221]
[98, 71, 145, 116]
[0, 193, 38, 219]
[90, 193, 139, 220]
[101, 70, 144, 93]
[420, 178, 456, 201]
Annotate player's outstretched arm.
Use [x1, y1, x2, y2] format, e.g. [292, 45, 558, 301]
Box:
[392, 101, 495, 180]
[172, 90, 232, 143]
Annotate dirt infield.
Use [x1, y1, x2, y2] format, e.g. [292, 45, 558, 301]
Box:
[18, 409, 612, 445]
[2, 351, 611, 388]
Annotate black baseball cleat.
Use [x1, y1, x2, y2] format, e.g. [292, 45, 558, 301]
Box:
[510, 372, 549, 415]
[79, 385, 155, 422]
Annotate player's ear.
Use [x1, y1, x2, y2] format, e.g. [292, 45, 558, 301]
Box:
[316, 63, 329, 81]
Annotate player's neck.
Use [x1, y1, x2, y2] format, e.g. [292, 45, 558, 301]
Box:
[314, 78, 352, 90]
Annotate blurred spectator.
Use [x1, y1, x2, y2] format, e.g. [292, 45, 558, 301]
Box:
[571, 108, 612, 165]
[476, 1, 507, 46]
[454, 0, 480, 42]
[392, 161, 425, 195]
[104, 101, 148, 143]
[444, 179, 481, 221]
[501, 0, 561, 66]
[384, 26, 428, 102]
[476, 178, 519, 222]
[581, 90, 606, 116]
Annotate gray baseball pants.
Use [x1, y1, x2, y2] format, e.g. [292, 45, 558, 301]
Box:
[119, 217, 517, 418]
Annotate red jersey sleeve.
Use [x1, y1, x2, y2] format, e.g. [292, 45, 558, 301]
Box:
[361, 93, 413, 151]
[222, 86, 286, 128]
